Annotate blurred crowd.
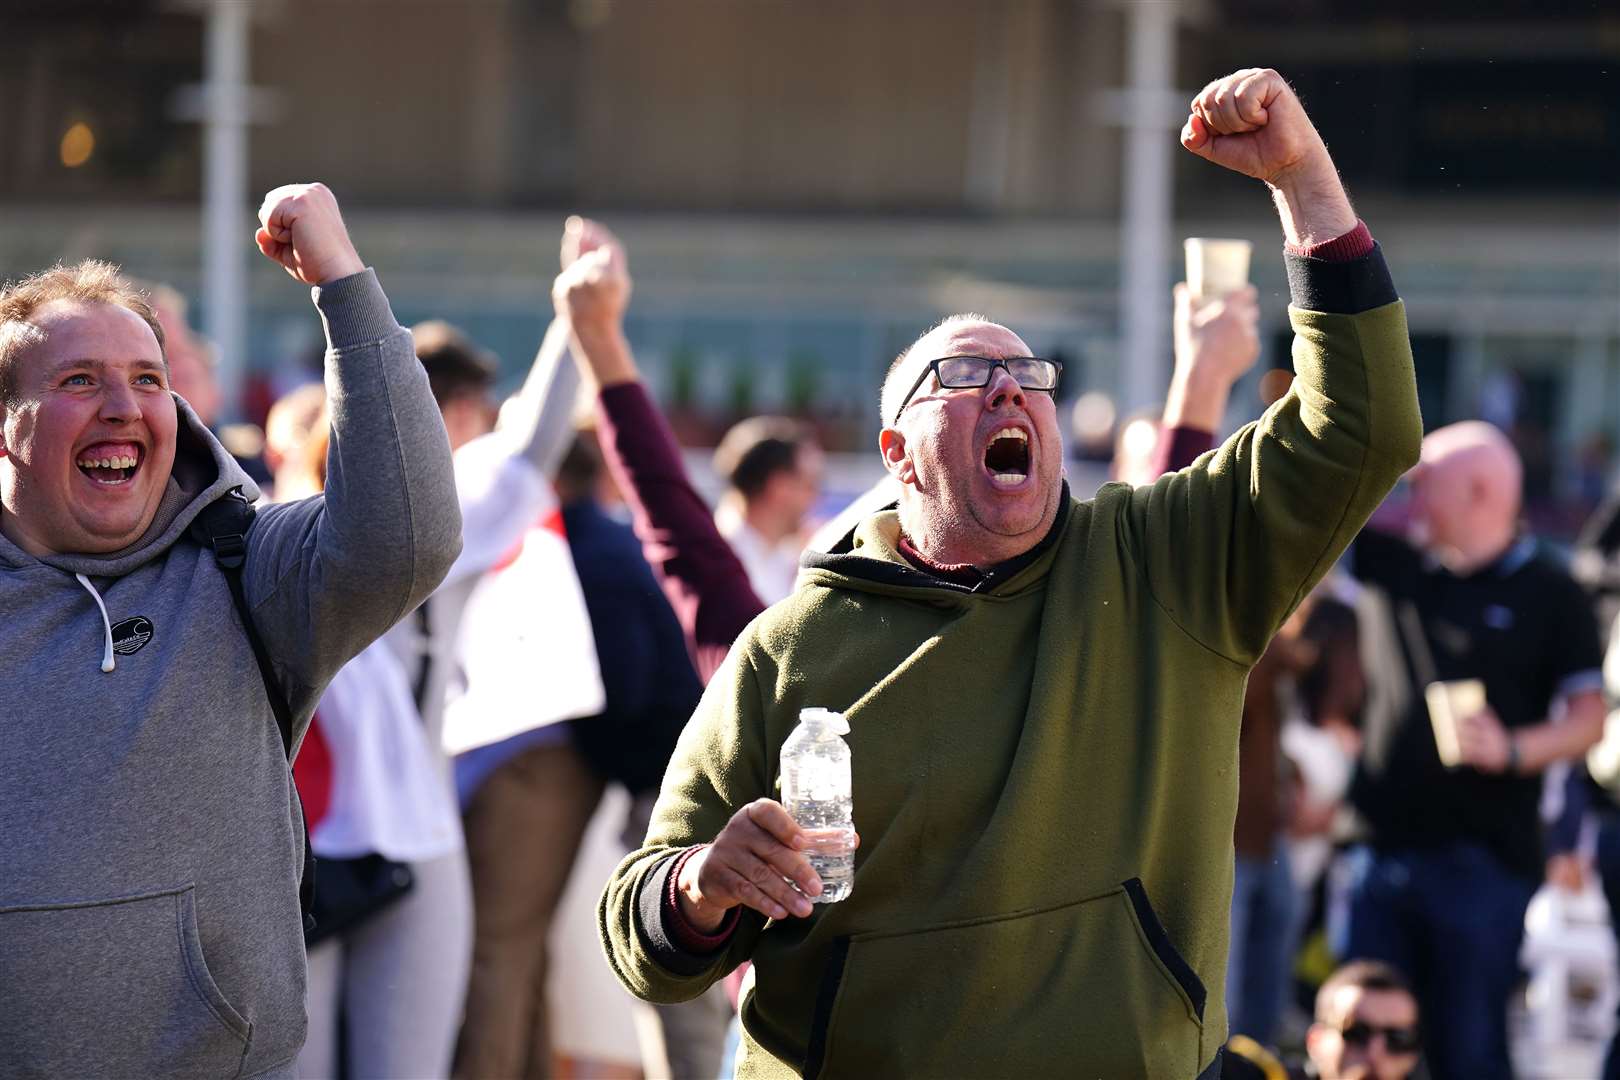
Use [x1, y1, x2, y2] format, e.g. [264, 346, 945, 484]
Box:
[7, 79, 1620, 1076]
[143, 209, 1620, 1080]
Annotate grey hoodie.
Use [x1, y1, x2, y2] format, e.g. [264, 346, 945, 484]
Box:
[0, 270, 461, 1079]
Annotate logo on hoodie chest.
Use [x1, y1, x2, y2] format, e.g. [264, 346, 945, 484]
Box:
[111, 616, 155, 656]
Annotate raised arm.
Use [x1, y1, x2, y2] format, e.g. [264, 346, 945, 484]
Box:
[1151, 282, 1260, 476]
[443, 314, 580, 587]
[552, 218, 765, 682]
[1126, 70, 1422, 666]
[243, 183, 462, 711]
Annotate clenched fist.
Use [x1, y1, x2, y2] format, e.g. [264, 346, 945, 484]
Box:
[255, 183, 365, 286]
[553, 216, 631, 337]
[1180, 68, 1357, 248]
[1179, 68, 1327, 185]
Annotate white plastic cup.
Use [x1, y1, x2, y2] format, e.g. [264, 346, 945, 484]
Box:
[1424, 679, 1486, 768]
[1184, 237, 1253, 299]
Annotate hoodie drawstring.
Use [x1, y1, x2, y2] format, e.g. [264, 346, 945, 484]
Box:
[75, 573, 116, 673]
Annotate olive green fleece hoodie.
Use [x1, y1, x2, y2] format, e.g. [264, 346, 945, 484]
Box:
[602, 259, 1421, 1078]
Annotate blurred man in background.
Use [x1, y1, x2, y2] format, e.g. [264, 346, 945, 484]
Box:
[712, 415, 822, 604]
[1344, 420, 1605, 1079]
[1305, 960, 1423, 1080]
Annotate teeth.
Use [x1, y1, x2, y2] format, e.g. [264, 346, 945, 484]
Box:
[991, 472, 1027, 486]
[77, 454, 138, 469]
[991, 429, 1027, 444]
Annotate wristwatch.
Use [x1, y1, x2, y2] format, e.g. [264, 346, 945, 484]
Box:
[1505, 735, 1522, 776]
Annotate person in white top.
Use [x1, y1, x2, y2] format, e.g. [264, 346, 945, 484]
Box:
[268, 397, 471, 1079]
[711, 415, 822, 605]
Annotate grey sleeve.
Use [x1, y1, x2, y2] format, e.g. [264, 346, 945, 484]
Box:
[243, 269, 463, 719]
[499, 318, 580, 478]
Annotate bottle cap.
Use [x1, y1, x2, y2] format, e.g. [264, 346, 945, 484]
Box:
[798, 707, 850, 735]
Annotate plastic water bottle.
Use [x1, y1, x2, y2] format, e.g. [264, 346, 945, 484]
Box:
[780, 707, 855, 904]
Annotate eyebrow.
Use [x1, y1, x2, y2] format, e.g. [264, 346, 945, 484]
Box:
[45, 356, 166, 377]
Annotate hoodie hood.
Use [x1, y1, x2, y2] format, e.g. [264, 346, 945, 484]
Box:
[0, 394, 258, 578]
[801, 481, 1072, 602]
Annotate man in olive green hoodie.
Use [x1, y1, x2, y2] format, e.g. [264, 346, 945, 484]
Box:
[598, 68, 1422, 1078]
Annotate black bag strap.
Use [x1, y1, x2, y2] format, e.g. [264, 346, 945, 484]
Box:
[189, 491, 293, 751]
[411, 602, 434, 715]
[189, 488, 315, 925]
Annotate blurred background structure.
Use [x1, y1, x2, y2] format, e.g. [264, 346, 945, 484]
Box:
[3, 0, 1619, 530]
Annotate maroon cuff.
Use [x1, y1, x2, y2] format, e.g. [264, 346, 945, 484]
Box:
[1152, 425, 1217, 479]
[1286, 219, 1374, 262]
[663, 845, 740, 952]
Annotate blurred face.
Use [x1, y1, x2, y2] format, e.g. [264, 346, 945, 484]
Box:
[1405, 457, 1469, 553]
[1308, 987, 1421, 1080]
[440, 393, 496, 451]
[765, 442, 823, 535]
[881, 321, 1063, 565]
[152, 296, 221, 428]
[0, 300, 179, 556]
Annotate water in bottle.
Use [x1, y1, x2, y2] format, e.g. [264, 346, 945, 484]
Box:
[779, 707, 855, 904]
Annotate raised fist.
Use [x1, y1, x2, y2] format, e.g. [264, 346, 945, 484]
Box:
[255, 183, 365, 286]
[553, 216, 631, 335]
[1179, 69, 1329, 186]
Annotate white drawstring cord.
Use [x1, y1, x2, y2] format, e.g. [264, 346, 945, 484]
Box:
[75, 572, 116, 673]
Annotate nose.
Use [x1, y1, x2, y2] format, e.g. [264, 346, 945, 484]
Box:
[98, 378, 140, 424]
[985, 365, 1026, 412]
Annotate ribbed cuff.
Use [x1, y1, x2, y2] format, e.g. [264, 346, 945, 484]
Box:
[665, 846, 741, 950]
[1286, 219, 1374, 262]
[1284, 242, 1398, 316]
[311, 268, 403, 350]
[637, 847, 739, 976]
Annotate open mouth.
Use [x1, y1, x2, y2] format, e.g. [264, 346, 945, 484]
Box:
[983, 427, 1030, 486]
[76, 444, 144, 487]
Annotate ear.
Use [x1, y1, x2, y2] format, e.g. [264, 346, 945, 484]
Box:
[879, 426, 915, 486]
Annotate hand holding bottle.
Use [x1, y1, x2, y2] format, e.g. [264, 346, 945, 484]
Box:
[677, 799, 847, 928]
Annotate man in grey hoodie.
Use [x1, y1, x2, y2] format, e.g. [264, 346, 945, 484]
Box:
[0, 182, 462, 1078]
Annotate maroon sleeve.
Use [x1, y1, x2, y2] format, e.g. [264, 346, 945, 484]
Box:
[662, 844, 741, 953]
[595, 383, 766, 684]
[1151, 426, 1217, 479]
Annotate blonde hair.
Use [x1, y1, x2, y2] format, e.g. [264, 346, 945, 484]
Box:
[0, 260, 166, 404]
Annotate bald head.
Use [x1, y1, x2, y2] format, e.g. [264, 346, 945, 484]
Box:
[881, 313, 1031, 427]
[875, 311, 1064, 568]
[1410, 420, 1523, 568]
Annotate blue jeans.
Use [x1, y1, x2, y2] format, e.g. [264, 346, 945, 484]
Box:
[1344, 844, 1536, 1080]
[1228, 845, 1298, 1045]
[1595, 815, 1620, 1080]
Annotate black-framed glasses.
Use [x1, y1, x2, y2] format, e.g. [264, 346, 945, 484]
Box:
[891, 355, 1063, 425]
[1339, 1021, 1421, 1054]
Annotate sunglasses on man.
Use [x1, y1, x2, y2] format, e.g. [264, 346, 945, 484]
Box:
[891, 355, 1063, 426]
[1337, 1020, 1421, 1055]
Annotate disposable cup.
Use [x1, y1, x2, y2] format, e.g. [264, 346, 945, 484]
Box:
[1424, 679, 1485, 768]
[1184, 237, 1253, 298]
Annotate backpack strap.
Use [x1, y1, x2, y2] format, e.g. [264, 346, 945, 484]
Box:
[190, 491, 293, 751]
[189, 488, 315, 926]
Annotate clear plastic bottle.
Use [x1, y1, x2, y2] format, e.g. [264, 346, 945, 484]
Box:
[779, 707, 855, 904]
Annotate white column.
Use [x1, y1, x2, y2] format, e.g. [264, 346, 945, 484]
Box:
[201, 0, 251, 422]
[1114, 0, 1179, 413]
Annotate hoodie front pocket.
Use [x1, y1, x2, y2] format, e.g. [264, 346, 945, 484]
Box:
[803, 880, 1204, 1079]
[0, 884, 250, 1079]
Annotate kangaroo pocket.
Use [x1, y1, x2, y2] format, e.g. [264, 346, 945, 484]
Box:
[803, 878, 1205, 1079]
[0, 884, 251, 1078]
